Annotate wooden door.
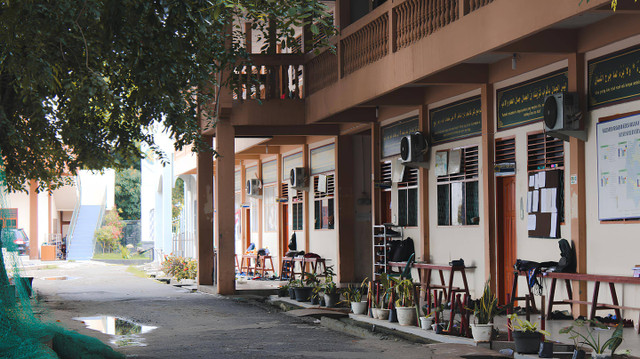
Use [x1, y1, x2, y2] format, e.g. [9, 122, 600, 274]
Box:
[244, 208, 251, 251]
[497, 176, 517, 305]
[281, 203, 289, 257]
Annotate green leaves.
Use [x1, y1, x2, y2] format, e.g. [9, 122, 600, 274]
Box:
[0, 0, 336, 192]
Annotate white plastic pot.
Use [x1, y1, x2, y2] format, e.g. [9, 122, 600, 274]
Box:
[351, 301, 368, 315]
[420, 316, 433, 330]
[470, 323, 493, 343]
[378, 308, 390, 320]
[395, 306, 417, 326]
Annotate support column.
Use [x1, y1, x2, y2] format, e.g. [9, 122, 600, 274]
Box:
[29, 180, 38, 259]
[197, 136, 215, 286]
[568, 53, 588, 317]
[371, 123, 381, 226]
[257, 160, 263, 249]
[481, 84, 497, 292]
[303, 144, 310, 252]
[336, 135, 356, 283]
[418, 106, 430, 263]
[240, 162, 247, 249]
[214, 120, 236, 295]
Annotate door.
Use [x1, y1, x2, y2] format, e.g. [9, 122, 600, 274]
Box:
[497, 176, 517, 305]
[244, 208, 251, 251]
[281, 203, 289, 257]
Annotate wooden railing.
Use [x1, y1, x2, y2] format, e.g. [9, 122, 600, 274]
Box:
[232, 54, 306, 101]
[341, 13, 389, 76]
[469, 0, 494, 12]
[394, 0, 459, 51]
[234, 0, 498, 97]
[307, 50, 338, 95]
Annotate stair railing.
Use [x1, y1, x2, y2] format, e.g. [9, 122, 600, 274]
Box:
[66, 176, 83, 251]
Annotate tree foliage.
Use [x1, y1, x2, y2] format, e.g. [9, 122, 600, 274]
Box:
[0, 0, 335, 192]
[172, 177, 184, 221]
[95, 208, 124, 253]
[115, 167, 141, 220]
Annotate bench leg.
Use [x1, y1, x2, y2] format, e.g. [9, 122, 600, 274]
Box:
[547, 278, 557, 320]
[608, 282, 622, 322]
[590, 282, 600, 320]
[510, 272, 519, 307]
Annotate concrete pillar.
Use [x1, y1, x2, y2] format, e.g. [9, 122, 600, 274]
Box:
[336, 135, 355, 283]
[197, 135, 215, 286]
[29, 180, 38, 259]
[568, 53, 588, 317]
[214, 120, 236, 295]
[418, 105, 430, 263]
[481, 84, 497, 292]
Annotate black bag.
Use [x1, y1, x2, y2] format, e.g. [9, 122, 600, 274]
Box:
[288, 233, 297, 251]
[556, 239, 576, 273]
[391, 237, 415, 262]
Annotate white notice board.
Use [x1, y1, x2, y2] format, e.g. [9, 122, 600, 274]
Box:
[597, 113, 640, 220]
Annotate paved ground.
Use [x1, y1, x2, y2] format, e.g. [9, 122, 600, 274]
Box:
[25, 261, 508, 358]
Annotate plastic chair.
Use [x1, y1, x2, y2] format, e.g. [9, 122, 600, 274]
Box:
[390, 253, 415, 280]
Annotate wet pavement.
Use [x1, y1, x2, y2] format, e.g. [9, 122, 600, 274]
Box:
[25, 261, 508, 358]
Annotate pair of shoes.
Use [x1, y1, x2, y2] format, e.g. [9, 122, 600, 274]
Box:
[385, 228, 401, 237]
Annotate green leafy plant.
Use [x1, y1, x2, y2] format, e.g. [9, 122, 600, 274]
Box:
[559, 319, 623, 354]
[161, 255, 197, 281]
[95, 209, 125, 253]
[507, 313, 550, 336]
[118, 244, 131, 259]
[374, 273, 398, 309]
[394, 279, 415, 307]
[472, 279, 499, 324]
[343, 278, 368, 303]
[289, 279, 303, 288]
[323, 266, 340, 295]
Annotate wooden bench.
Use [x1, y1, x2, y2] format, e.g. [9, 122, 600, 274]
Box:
[511, 270, 640, 331]
[388, 261, 472, 307]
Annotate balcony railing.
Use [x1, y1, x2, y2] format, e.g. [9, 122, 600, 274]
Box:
[394, 0, 459, 51]
[305, 0, 495, 94]
[232, 54, 306, 101]
[233, 0, 496, 100]
[342, 13, 389, 77]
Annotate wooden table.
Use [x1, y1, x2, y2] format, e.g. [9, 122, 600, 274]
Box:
[388, 261, 472, 306]
[511, 270, 640, 329]
[239, 254, 275, 277]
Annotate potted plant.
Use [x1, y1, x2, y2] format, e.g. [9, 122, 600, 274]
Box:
[470, 279, 499, 343]
[343, 278, 368, 315]
[277, 283, 290, 298]
[559, 319, 624, 359]
[311, 281, 323, 305]
[323, 269, 341, 308]
[293, 272, 317, 302]
[507, 313, 550, 354]
[419, 305, 435, 330]
[374, 273, 396, 320]
[394, 278, 417, 326]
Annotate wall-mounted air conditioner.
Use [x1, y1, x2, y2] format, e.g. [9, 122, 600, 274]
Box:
[543, 92, 586, 141]
[400, 131, 429, 168]
[290, 167, 308, 190]
[246, 179, 262, 197]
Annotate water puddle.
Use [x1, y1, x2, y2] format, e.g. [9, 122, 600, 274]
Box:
[43, 276, 78, 281]
[74, 315, 157, 347]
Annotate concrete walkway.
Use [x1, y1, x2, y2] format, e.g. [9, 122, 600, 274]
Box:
[25, 261, 509, 358]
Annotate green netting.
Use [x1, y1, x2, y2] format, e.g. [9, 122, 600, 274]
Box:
[0, 163, 124, 359]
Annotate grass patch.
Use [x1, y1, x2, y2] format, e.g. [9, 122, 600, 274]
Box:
[36, 265, 59, 270]
[93, 252, 150, 260]
[126, 265, 148, 278]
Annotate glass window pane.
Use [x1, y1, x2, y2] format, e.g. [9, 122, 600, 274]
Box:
[451, 182, 465, 226]
[328, 199, 335, 229]
[398, 189, 407, 226]
[437, 184, 450, 226]
[465, 181, 479, 225]
[314, 201, 321, 229]
[408, 188, 418, 226]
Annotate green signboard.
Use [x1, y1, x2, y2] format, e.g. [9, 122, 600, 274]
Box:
[497, 69, 568, 131]
[588, 45, 640, 109]
[430, 96, 481, 144]
[381, 117, 419, 158]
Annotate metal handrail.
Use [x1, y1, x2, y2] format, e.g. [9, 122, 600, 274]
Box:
[66, 176, 83, 249]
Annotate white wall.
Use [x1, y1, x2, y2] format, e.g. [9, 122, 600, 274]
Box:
[78, 170, 115, 208]
[581, 34, 640, 312]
